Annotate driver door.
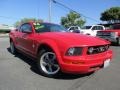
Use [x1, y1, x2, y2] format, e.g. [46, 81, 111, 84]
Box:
[18, 23, 35, 56]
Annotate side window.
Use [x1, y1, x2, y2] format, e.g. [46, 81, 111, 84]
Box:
[92, 26, 97, 30]
[20, 24, 32, 33]
[97, 26, 103, 30]
[74, 27, 78, 30]
[69, 27, 78, 30]
[113, 24, 120, 29]
[92, 26, 103, 30]
[69, 27, 75, 30]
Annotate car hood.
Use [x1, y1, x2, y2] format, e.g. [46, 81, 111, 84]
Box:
[37, 32, 109, 46]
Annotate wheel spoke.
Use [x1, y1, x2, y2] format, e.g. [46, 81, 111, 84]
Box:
[42, 61, 47, 66]
[48, 65, 53, 72]
[51, 54, 56, 61]
[53, 64, 59, 68]
[45, 54, 49, 60]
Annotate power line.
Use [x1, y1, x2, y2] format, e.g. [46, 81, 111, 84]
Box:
[52, 0, 100, 23]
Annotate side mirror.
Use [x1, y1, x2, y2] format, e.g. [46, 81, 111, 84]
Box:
[73, 30, 80, 33]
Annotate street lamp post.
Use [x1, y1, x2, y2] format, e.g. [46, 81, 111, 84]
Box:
[49, 0, 52, 22]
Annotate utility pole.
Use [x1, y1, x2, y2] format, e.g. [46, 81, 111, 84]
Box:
[49, 0, 52, 22]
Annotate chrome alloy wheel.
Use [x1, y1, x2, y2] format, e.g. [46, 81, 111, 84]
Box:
[40, 52, 60, 75]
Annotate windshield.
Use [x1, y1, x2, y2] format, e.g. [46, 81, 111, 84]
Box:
[33, 23, 68, 33]
[112, 24, 120, 30]
[81, 26, 92, 29]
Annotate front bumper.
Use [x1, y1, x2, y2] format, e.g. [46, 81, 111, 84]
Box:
[60, 50, 112, 74]
[98, 36, 117, 43]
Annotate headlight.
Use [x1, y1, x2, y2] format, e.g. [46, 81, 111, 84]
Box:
[111, 32, 118, 37]
[87, 45, 110, 55]
[105, 45, 109, 50]
[87, 47, 94, 54]
[66, 47, 83, 56]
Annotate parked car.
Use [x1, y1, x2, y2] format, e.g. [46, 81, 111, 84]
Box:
[97, 24, 120, 45]
[9, 21, 112, 77]
[80, 25, 105, 36]
[68, 26, 81, 33]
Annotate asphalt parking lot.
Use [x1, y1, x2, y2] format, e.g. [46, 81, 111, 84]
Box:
[0, 37, 120, 90]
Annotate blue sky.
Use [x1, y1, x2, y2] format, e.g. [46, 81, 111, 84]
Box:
[0, 0, 120, 26]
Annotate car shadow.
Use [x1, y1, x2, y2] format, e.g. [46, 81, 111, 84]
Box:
[53, 72, 94, 80]
[110, 43, 120, 47]
[7, 47, 93, 80]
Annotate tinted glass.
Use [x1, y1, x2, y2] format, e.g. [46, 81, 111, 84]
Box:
[20, 24, 32, 32]
[82, 26, 92, 29]
[74, 27, 78, 30]
[34, 23, 68, 33]
[112, 24, 120, 29]
[92, 26, 97, 30]
[69, 27, 78, 30]
[98, 26, 104, 30]
[69, 27, 75, 30]
[92, 26, 104, 30]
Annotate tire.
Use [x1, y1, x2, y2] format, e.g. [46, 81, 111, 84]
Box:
[10, 41, 16, 54]
[116, 38, 120, 46]
[37, 49, 60, 77]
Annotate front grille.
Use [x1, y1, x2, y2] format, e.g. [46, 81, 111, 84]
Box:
[87, 45, 109, 55]
[97, 32, 111, 36]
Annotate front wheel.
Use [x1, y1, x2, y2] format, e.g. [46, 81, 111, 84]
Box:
[10, 41, 16, 54]
[37, 50, 60, 77]
[116, 38, 120, 45]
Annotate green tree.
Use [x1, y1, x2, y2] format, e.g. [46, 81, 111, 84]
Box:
[100, 7, 120, 23]
[14, 18, 43, 27]
[61, 12, 86, 28]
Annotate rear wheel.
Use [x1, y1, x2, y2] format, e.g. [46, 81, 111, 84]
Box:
[10, 41, 16, 54]
[37, 49, 60, 77]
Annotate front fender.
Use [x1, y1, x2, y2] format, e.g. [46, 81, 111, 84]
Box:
[9, 32, 16, 44]
[37, 39, 64, 67]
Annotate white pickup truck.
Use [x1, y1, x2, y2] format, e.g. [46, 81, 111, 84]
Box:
[68, 25, 105, 36]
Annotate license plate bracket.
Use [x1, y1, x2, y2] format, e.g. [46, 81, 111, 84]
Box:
[104, 59, 110, 68]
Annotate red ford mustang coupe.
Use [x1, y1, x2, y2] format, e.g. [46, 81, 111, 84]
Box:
[9, 22, 112, 77]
